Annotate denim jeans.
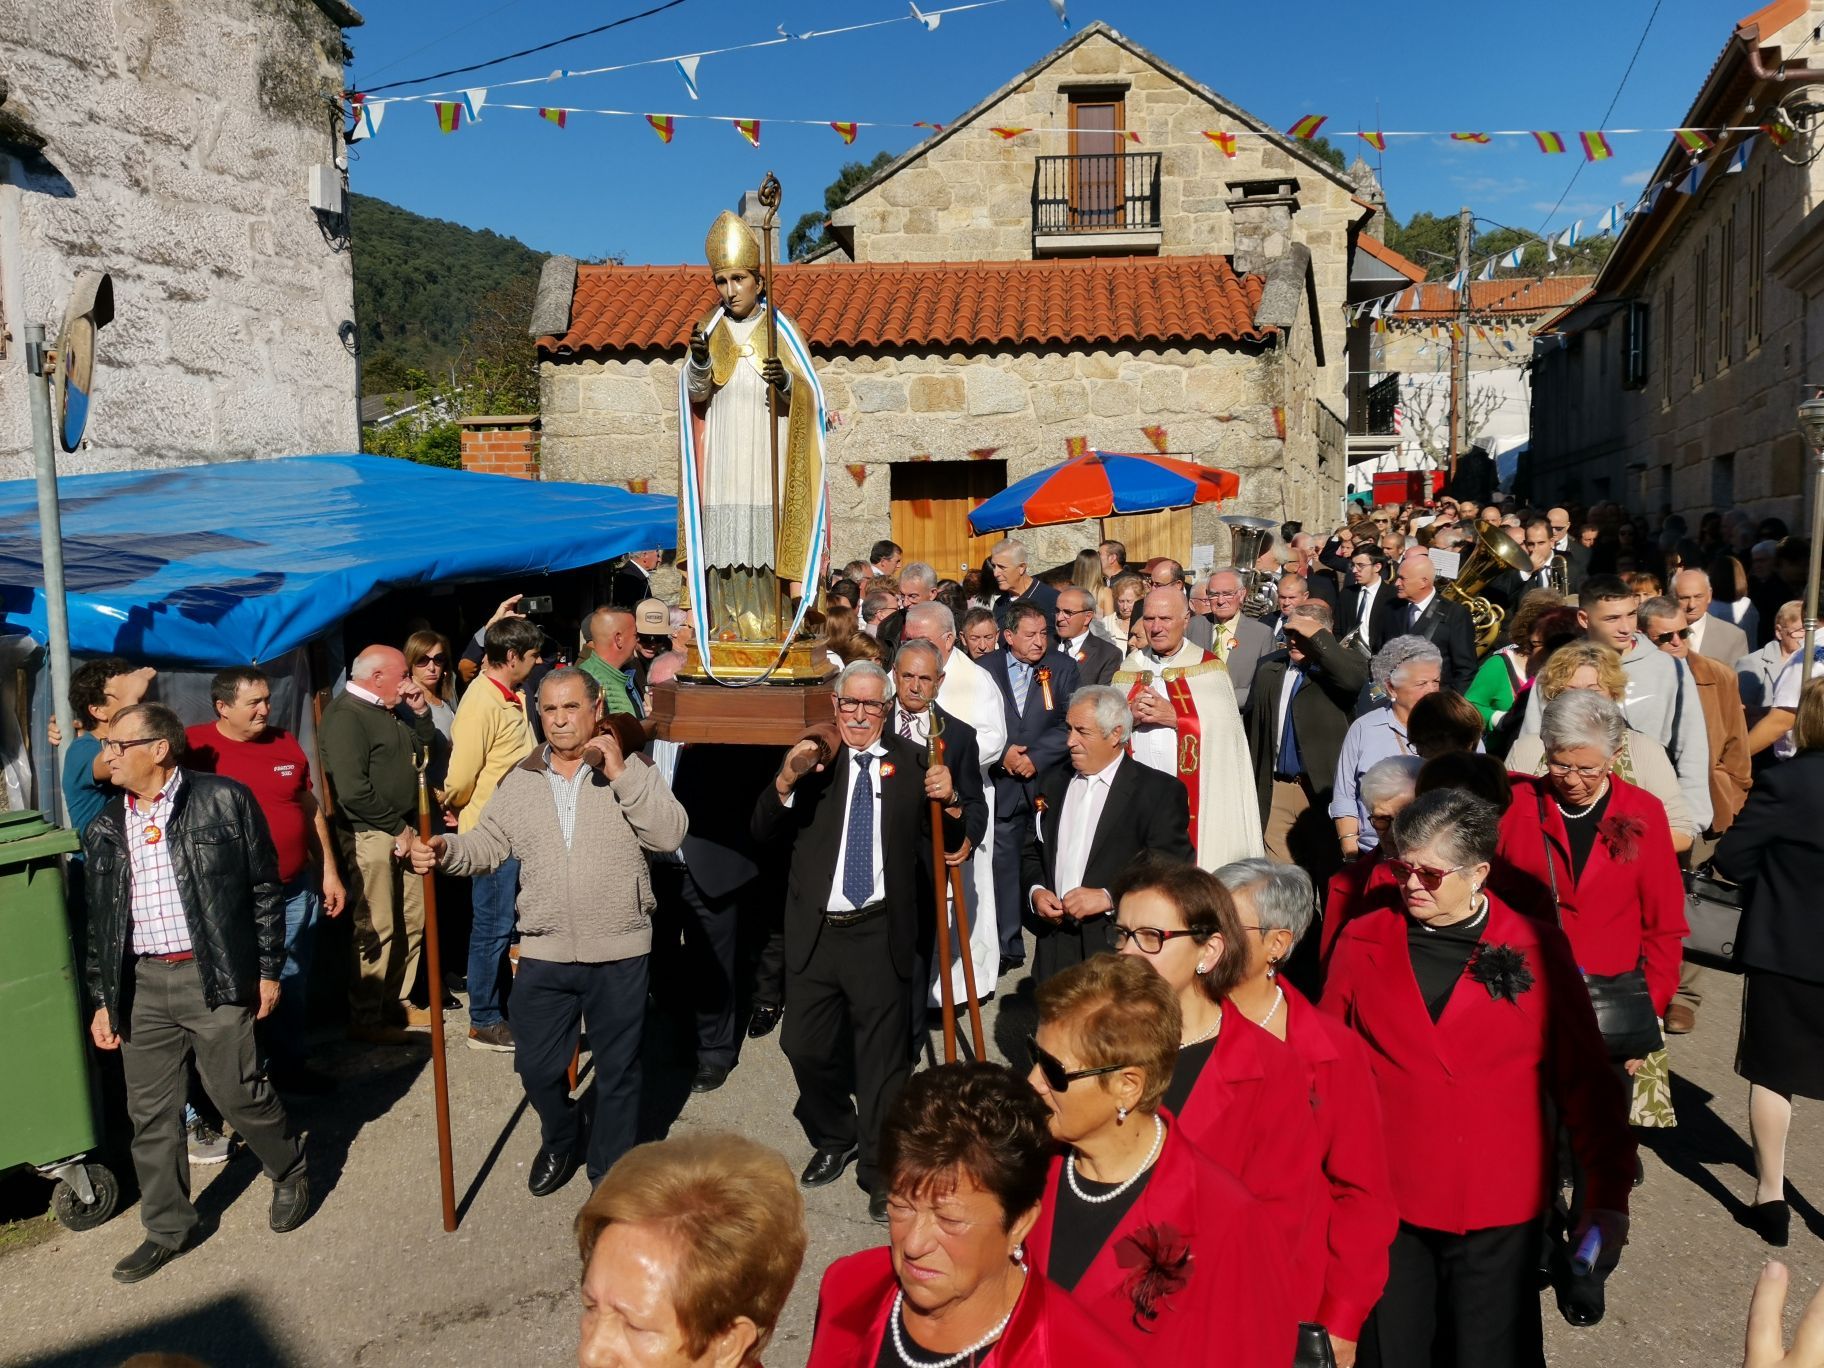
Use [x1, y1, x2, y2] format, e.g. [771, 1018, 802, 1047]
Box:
[260, 878, 319, 1066]
[468, 858, 520, 1028]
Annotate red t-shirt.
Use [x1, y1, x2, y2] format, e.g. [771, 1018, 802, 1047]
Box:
[185, 724, 314, 884]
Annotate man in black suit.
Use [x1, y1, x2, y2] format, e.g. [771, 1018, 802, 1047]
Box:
[1547, 506, 1590, 593]
[1488, 517, 1561, 614]
[1053, 586, 1122, 687]
[1380, 552, 1478, 691]
[979, 600, 1079, 968]
[752, 661, 963, 1221]
[1022, 686, 1193, 981]
[1243, 600, 1368, 882]
[609, 549, 660, 607]
[1338, 547, 1389, 652]
[988, 537, 1060, 635]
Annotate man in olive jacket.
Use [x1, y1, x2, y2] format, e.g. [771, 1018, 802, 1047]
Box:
[409, 668, 686, 1197]
[82, 704, 308, 1283]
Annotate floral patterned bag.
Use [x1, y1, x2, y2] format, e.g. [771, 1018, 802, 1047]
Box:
[1629, 1045, 1677, 1128]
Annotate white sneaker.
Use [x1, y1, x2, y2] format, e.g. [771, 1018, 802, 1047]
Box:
[187, 1120, 231, 1165]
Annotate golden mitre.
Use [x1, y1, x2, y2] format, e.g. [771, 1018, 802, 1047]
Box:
[705, 210, 762, 273]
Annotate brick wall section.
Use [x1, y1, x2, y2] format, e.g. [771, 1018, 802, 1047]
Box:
[458, 415, 541, 479]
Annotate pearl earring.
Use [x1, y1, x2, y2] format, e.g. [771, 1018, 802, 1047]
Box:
[1116, 1105, 1129, 1123]
[1012, 1243, 1027, 1268]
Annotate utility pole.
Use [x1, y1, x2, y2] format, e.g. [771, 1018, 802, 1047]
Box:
[25, 323, 75, 815]
[1450, 205, 1472, 483]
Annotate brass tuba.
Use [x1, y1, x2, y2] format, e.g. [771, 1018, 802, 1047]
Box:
[1220, 515, 1280, 619]
[1440, 521, 1532, 655]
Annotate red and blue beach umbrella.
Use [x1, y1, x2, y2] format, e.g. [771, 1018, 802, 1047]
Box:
[966, 450, 1240, 535]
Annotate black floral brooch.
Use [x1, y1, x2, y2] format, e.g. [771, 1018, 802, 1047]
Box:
[1468, 943, 1535, 1004]
[1115, 1222, 1192, 1331]
[1597, 813, 1647, 863]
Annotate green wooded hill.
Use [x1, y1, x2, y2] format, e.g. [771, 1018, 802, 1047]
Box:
[351, 192, 545, 392]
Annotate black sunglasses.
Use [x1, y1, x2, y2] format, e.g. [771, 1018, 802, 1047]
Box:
[1649, 626, 1692, 645]
[1025, 1035, 1130, 1093]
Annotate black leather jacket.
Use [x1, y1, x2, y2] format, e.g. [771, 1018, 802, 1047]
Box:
[82, 771, 283, 1031]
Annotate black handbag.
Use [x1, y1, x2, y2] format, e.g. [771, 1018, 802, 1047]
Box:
[1535, 789, 1665, 1060]
[1682, 866, 1743, 966]
[1293, 1323, 1338, 1368]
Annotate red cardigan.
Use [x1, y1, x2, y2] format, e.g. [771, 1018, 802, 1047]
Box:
[805, 1246, 1139, 1368]
[1170, 1005, 1324, 1255]
[1026, 1119, 1298, 1368]
[1493, 773, 1689, 1014]
[1320, 893, 1634, 1233]
[1280, 984, 1397, 1341]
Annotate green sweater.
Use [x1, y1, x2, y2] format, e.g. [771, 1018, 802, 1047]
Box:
[319, 689, 435, 834]
[1465, 650, 1522, 730]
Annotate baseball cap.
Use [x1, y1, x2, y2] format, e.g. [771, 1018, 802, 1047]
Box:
[634, 598, 670, 635]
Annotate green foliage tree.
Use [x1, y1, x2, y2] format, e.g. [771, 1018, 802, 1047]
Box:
[788, 150, 896, 260]
[1304, 135, 1347, 172]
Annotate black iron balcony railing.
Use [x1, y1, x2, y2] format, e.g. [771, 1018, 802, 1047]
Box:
[1347, 373, 1401, 437]
[1033, 152, 1162, 234]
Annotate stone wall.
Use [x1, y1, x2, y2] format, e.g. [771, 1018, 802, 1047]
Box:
[0, 0, 361, 480]
[540, 340, 1308, 567]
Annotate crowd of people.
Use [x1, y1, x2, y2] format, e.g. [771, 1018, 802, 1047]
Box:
[54, 498, 1824, 1367]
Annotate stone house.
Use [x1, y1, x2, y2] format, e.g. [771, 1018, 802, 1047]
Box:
[0, 0, 362, 479]
[533, 22, 1367, 575]
[1524, 0, 1822, 524]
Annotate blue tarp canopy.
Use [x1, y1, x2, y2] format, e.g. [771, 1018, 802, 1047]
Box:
[0, 454, 676, 666]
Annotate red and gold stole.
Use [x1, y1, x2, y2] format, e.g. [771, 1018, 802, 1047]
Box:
[1125, 650, 1218, 849]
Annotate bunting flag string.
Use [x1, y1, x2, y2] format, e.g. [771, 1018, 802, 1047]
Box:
[674, 55, 701, 101]
[1359, 131, 1386, 151]
[732, 118, 761, 147]
[1287, 115, 1327, 140]
[1204, 130, 1238, 157]
[645, 113, 674, 143]
[1532, 131, 1565, 153]
[434, 101, 462, 134]
[1141, 424, 1169, 454]
[990, 127, 1030, 140]
[539, 107, 567, 129]
[1580, 131, 1613, 162]
[830, 121, 858, 145]
[462, 89, 487, 123]
[1451, 132, 1490, 144]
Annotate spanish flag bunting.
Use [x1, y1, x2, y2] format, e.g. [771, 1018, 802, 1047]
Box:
[913, 120, 946, 133]
[1580, 131, 1613, 162]
[1450, 132, 1490, 144]
[1125, 130, 1143, 144]
[846, 463, 868, 486]
[1762, 119, 1793, 147]
[646, 114, 675, 143]
[1142, 424, 1169, 454]
[1429, 324, 1441, 339]
[1372, 316, 1387, 334]
[830, 121, 858, 144]
[1204, 130, 1238, 157]
[969, 447, 999, 460]
[434, 102, 462, 134]
[1474, 326, 1490, 344]
[539, 108, 567, 129]
[1358, 131, 1386, 151]
[1675, 129, 1714, 153]
[733, 118, 761, 147]
[1449, 322, 1464, 340]
[1532, 131, 1566, 153]
[990, 127, 1031, 140]
[1287, 114, 1327, 140]
[1064, 435, 1088, 458]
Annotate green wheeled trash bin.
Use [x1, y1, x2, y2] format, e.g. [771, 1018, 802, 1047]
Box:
[0, 808, 121, 1231]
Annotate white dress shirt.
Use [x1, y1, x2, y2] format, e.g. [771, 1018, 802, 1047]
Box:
[1686, 614, 1708, 655]
[1052, 754, 1122, 899]
[826, 742, 887, 911]
[1351, 581, 1383, 637]
[1400, 590, 1436, 632]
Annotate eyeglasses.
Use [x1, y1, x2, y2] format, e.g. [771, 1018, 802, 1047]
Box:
[1549, 522, 1570, 534]
[1385, 858, 1464, 891]
[420, 654, 448, 666]
[1058, 605, 1095, 618]
[1026, 1035, 1132, 1092]
[101, 737, 161, 755]
[834, 697, 887, 717]
[1111, 924, 1206, 954]
[1545, 760, 1610, 779]
[1648, 626, 1692, 645]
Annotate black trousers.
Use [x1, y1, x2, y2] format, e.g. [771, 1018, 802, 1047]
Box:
[991, 802, 1031, 961]
[1032, 912, 1116, 985]
[512, 955, 646, 1185]
[781, 911, 912, 1192]
[1360, 1219, 1544, 1368]
[650, 863, 738, 1070]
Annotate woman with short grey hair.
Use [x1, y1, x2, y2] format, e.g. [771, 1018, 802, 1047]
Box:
[1332, 640, 1444, 860]
[1216, 856, 1396, 1364]
[1325, 788, 1633, 1367]
[1370, 635, 1444, 695]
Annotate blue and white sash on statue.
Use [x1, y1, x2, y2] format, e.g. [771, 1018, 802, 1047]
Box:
[675, 300, 829, 684]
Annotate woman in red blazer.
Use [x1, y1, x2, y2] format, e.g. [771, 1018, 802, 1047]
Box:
[1494, 690, 1689, 1028]
[1320, 755, 1422, 971]
[1111, 858, 1322, 1248]
[1025, 953, 1298, 1368]
[1218, 857, 1397, 1368]
[1323, 788, 1634, 1368]
[805, 1062, 1137, 1368]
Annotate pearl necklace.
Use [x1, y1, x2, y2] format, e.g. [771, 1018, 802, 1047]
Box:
[1253, 985, 1285, 1031]
[1554, 778, 1610, 820]
[1181, 1005, 1223, 1047]
[1066, 1114, 1165, 1205]
[889, 1274, 1022, 1368]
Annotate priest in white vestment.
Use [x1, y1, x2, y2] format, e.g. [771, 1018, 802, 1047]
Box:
[1113, 587, 1264, 868]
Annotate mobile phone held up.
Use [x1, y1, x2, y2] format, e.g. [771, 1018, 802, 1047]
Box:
[520, 595, 555, 616]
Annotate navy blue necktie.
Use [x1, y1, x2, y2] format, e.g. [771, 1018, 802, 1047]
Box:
[1276, 670, 1306, 779]
[840, 752, 876, 907]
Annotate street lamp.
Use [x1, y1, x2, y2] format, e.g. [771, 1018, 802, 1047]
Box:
[1796, 388, 1824, 687]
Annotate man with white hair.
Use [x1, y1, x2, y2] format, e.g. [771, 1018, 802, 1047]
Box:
[1187, 567, 1273, 707]
[903, 601, 1006, 988]
[875, 560, 936, 656]
[1114, 587, 1263, 867]
[1673, 568, 1749, 666]
[1022, 686, 1192, 980]
[987, 536, 1059, 631]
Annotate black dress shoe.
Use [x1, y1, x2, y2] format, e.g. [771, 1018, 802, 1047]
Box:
[869, 1188, 891, 1224]
[690, 1062, 731, 1093]
[799, 1143, 859, 1188]
[113, 1238, 187, 1283]
[747, 1004, 783, 1039]
[529, 1144, 581, 1197]
[1749, 1199, 1791, 1247]
[270, 1174, 312, 1232]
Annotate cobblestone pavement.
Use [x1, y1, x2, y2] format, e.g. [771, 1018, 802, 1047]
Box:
[2, 962, 1819, 1367]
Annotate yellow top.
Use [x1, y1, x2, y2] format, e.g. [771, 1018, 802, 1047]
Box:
[439, 675, 534, 833]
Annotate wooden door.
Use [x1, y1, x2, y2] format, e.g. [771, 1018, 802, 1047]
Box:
[1068, 93, 1124, 228]
[1101, 508, 1192, 569]
[890, 460, 1007, 582]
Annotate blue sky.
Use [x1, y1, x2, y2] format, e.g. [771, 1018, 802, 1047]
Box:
[345, 0, 1753, 263]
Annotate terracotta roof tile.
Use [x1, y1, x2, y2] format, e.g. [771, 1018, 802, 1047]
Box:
[1391, 275, 1595, 320]
[1358, 234, 1427, 283]
[542, 257, 1269, 357]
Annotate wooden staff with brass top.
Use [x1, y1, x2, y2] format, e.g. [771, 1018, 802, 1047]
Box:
[758, 171, 785, 635]
[927, 713, 986, 1060]
[414, 748, 458, 1232]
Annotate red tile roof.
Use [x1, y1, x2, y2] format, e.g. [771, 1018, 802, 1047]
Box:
[542, 257, 1269, 357]
[1392, 276, 1595, 320]
[1358, 234, 1426, 283]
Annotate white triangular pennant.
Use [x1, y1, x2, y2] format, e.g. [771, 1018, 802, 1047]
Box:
[675, 55, 701, 100]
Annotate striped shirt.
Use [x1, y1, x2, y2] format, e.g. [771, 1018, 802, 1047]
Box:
[127, 770, 192, 955]
[542, 748, 591, 850]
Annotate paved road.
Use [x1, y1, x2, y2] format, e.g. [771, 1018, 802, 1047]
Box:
[3, 963, 1820, 1367]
